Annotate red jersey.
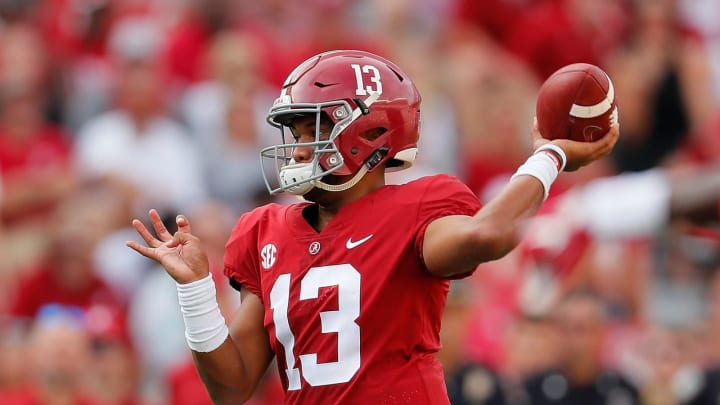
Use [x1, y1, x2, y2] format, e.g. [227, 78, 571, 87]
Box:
[9, 264, 119, 320]
[0, 125, 72, 224]
[224, 175, 481, 404]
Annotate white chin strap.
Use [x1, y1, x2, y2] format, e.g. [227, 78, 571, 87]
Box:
[314, 165, 368, 192]
[279, 162, 369, 195]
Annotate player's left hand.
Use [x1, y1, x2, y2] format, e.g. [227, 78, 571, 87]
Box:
[531, 118, 620, 172]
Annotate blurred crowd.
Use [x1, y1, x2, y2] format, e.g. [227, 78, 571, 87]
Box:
[0, 0, 719, 404]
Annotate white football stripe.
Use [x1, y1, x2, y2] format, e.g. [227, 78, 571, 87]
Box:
[569, 72, 615, 119]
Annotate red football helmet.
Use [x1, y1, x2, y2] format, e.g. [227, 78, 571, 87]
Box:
[260, 50, 422, 195]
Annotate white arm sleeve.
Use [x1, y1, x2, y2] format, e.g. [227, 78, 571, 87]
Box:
[579, 169, 672, 240]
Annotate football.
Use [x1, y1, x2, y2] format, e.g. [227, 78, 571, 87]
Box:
[536, 63, 618, 142]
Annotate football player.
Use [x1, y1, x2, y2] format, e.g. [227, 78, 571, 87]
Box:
[126, 50, 618, 404]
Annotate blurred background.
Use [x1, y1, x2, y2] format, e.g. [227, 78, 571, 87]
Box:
[0, 0, 719, 404]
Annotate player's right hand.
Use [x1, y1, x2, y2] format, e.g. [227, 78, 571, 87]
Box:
[126, 209, 210, 284]
[531, 119, 620, 172]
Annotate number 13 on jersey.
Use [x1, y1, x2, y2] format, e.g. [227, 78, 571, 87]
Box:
[269, 264, 361, 390]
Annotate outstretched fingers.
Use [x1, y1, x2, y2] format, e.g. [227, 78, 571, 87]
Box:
[125, 239, 159, 260]
[149, 209, 174, 242]
[127, 209, 178, 260]
[127, 210, 196, 260]
[164, 214, 194, 249]
[131, 218, 163, 248]
[176, 214, 192, 234]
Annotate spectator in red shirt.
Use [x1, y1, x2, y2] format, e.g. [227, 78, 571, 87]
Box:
[0, 24, 77, 298]
[452, 0, 538, 43]
[503, 0, 629, 81]
[604, 0, 716, 172]
[163, 0, 238, 88]
[83, 305, 141, 405]
[0, 25, 75, 227]
[8, 186, 123, 320]
[0, 306, 96, 405]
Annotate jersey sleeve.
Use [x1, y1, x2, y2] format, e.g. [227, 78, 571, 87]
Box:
[223, 211, 262, 299]
[413, 175, 482, 278]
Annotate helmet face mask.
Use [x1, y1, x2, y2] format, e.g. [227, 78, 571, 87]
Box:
[260, 50, 421, 195]
[260, 100, 351, 195]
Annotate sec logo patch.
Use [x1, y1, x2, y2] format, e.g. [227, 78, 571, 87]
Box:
[261, 243, 277, 269]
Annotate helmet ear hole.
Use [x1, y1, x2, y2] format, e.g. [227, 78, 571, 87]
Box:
[361, 127, 387, 142]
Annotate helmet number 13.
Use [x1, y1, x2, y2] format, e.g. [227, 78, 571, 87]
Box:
[351, 64, 383, 96]
[269, 264, 361, 390]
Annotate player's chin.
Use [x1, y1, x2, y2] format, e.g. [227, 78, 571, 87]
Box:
[302, 174, 344, 202]
[302, 187, 325, 202]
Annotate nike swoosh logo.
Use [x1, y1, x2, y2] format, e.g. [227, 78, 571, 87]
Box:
[346, 234, 373, 249]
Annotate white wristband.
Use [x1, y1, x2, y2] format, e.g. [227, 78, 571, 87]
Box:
[176, 274, 229, 352]
[511, 149, 562, 200]
[534, 144, 567, 172]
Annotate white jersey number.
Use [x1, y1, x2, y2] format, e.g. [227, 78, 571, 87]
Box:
[351, 64, 383, 96]
[270, 264, 361, 390]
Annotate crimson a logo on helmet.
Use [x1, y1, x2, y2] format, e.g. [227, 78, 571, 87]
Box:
[260, 243, 277, 270]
